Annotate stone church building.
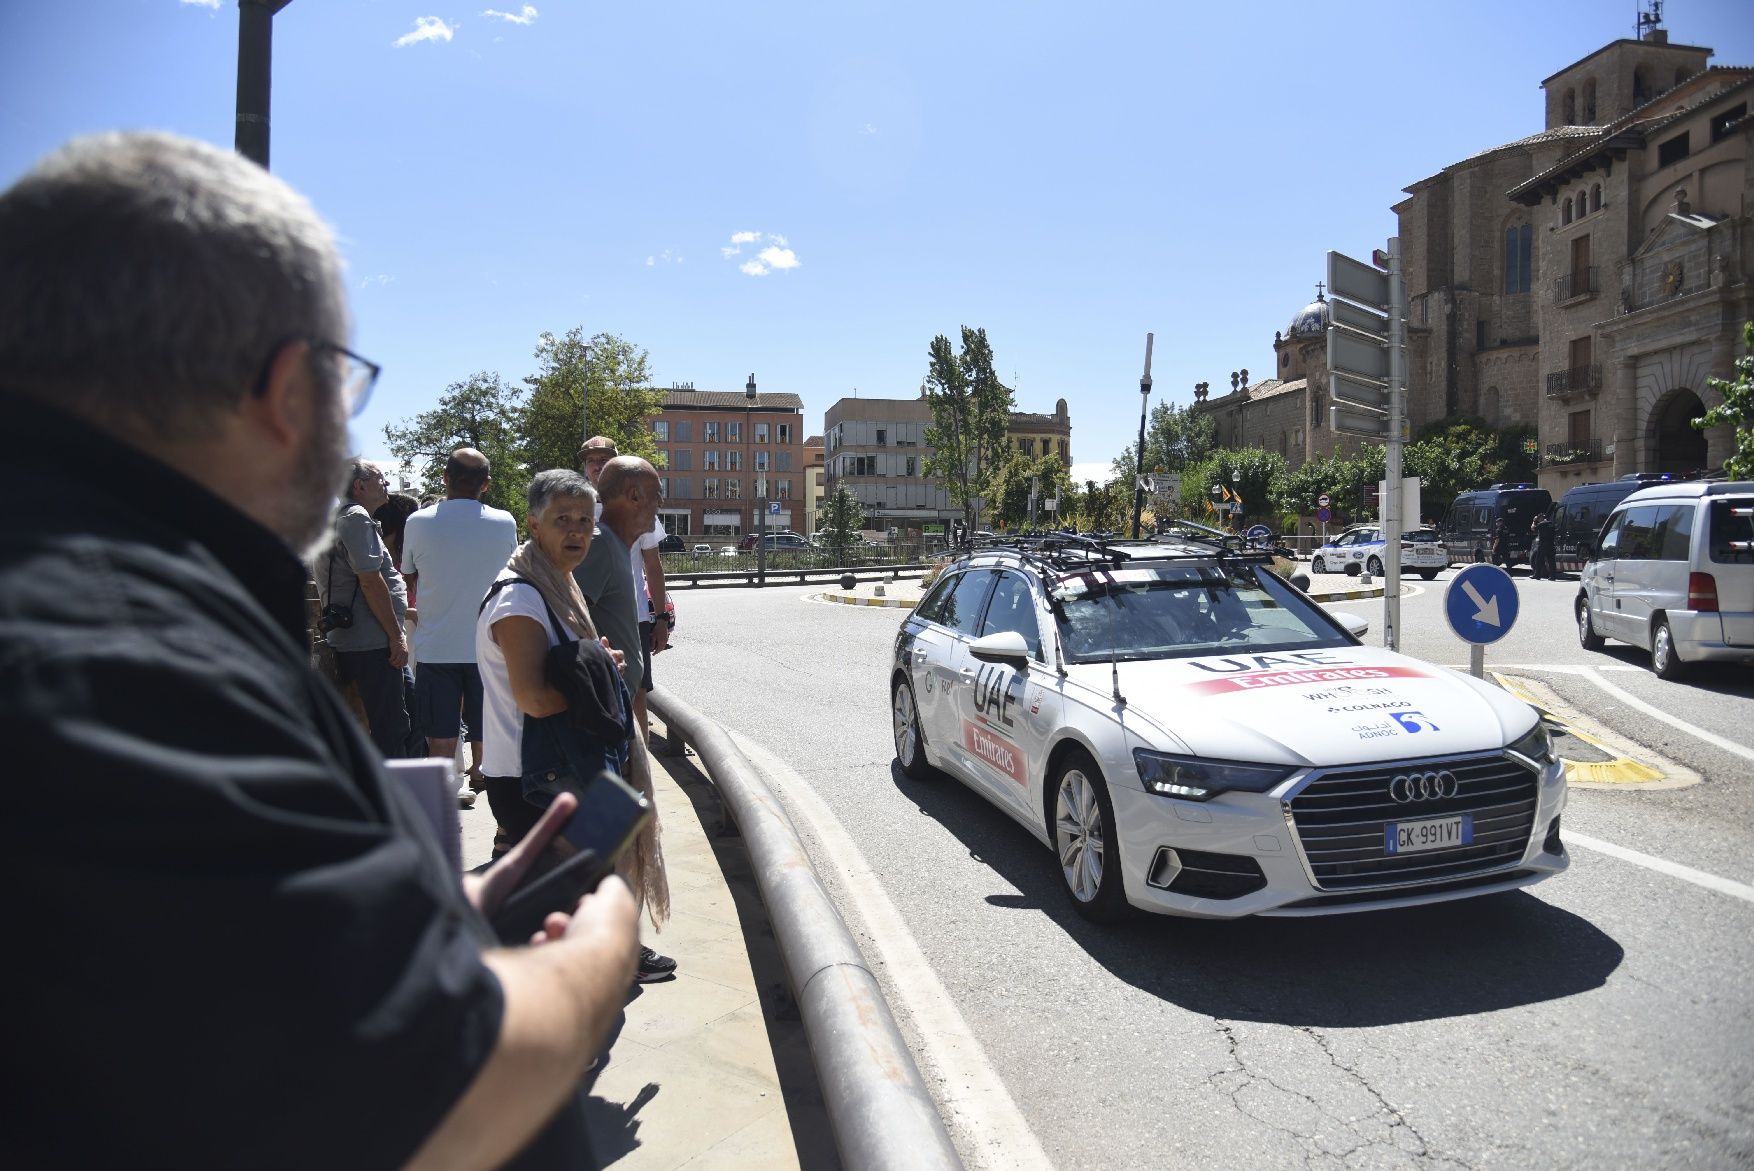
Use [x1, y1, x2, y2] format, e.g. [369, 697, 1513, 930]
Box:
[1195, 19, 1752, 494]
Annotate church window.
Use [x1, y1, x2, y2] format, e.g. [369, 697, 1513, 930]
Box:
[1658, 131, 1690, 168]
[1504, 225, 1533, 293]
[1562, 89, 1576, 124]
[1562, 197, 1573, 225]
[1634, 65, 1651, 104]
[1590, 184, 1602, 212]
[1582, 78, 1597, 123]
[1713, 103, 1747, 143]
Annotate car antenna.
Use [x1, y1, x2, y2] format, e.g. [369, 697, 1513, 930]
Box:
[1107, 565, 1126, 708]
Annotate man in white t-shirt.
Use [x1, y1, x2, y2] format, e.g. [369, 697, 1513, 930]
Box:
[401, 448, 518, 798]
[580, 436, 671, 742]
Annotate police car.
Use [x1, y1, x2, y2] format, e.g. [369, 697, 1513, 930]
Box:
[890, 531, 1567, 920]
[1311, 525, 1447, 580]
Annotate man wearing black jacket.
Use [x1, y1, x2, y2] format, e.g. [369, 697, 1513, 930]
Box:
[0, 132, 635, 1170]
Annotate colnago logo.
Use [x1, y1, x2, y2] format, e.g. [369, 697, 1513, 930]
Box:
[963, 719, 1027, 786]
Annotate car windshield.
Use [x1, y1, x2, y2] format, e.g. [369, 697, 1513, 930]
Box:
[1708, 498, 1754, 563]
[1049, 561, 1351, 663]
[1403, 529, 1439, 542]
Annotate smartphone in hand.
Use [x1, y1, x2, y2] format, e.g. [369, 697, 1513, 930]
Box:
[490, 770, 651, 945]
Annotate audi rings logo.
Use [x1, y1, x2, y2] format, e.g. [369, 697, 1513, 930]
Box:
[1388, 770, 1459, 803]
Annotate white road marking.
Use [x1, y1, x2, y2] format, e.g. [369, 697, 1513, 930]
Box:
[1565, 832, 1754, 905]
[728, 730, 1055, 1171]
[1452, 663, 1754, 765]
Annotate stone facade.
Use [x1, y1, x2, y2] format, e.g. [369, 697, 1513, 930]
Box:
[1194, 24, 1749, 501]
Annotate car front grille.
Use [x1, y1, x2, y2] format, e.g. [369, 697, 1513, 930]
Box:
[1283, 752, 1537, 891]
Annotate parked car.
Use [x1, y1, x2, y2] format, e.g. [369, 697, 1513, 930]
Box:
[1552, 474, 1682, 574]
[1439, 484, 1553, 568]
[691, 543, 713, 555]
[717, 545, 740, 558]
[658, 533, 685, 553]
[738, 530, 811, 551]
[1576, 480, 1754, 679]
[1310, 525, 1445, 580]
[890, 534, 1566, 920]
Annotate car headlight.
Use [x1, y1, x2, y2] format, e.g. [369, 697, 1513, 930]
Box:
[1132, 749, 1297, 801]
[1507, 721, 1553, 765]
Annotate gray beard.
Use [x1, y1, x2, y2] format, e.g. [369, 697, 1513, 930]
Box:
[282, 392, 350, 560]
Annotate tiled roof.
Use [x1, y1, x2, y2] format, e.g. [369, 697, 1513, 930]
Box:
[1403, 127, 1599, 192]
[658, 390, 804, 410]
[804, 434, 825, 446]
[1508, 68, 1753, 204]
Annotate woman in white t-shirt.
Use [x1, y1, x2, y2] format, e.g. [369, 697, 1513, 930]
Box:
[475, 470, 672, 972]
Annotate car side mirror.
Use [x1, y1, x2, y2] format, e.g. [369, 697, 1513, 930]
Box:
[969, 630, 1031, 667]
[1333, 611, 1369, 639]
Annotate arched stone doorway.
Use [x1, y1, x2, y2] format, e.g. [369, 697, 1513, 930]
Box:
[1651, 389, 1708, 474]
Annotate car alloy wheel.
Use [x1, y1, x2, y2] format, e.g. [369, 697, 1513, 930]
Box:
[1051, 751, 1127, 921]
[1577, 599, 1605, 651]
[1651, 618, 1688, 681]
[1312, 556, 1328, 574]
[1366, 556, 1384, 576]
[892, 679, 933, 780]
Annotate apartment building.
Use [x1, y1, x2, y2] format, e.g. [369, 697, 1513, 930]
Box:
[803, 435, 826, 534]
[647, 385, 806, 538]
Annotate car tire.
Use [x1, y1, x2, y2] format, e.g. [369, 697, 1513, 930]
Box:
[1419, 569, 1438, 580]
[1312, 556, 1328, 574]
[1049, 749, 1130, 923]
[1345, 563, 1360, 576]
[1366, 556, 1384, 576]
[1577, 598, 1605, 651]
[1650, 617, 1688, 681]
[891, 678, 934, 780]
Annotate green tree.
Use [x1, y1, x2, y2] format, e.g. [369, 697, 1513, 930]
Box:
[819, 483, 865, 561]
[1404, 419, 1504, 518]
[523, 329, 664, 474]
[1180, 448, 1287, 526]
[922, 326, 1014, 533]
[987, 450, 1072, 529]
[383, 371, 530, 519]
[1696, 320, 1754, 478]
[1143, 400, 1217, 472]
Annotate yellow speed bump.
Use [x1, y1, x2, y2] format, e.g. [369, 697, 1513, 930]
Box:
[1490, 672, 1692, 790]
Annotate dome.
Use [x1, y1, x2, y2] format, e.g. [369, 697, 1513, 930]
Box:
[1286, 295, 1329, 339]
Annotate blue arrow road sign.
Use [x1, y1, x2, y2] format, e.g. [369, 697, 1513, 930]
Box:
[1444, 563, 1519, 645]
[1245, 524, 1272, 543]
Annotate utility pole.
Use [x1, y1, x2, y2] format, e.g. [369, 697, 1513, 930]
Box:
[1383, 238, 1407, 652]
[234, 1, 295, 168]
[1132, 332, 1154, 539]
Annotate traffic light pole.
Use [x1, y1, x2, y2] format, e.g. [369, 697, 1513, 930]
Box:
[1383, 237, 1406, 652]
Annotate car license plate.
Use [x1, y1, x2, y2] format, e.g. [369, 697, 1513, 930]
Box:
[1384, 814, 1472, 855]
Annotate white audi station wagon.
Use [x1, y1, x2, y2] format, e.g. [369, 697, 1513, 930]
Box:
[891, 532, 1568, 921]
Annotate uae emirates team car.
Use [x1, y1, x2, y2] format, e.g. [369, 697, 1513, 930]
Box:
[890, 531, 1567, 920]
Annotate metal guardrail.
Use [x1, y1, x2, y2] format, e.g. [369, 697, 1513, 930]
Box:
[665, 563, 929, 589]
[649, 687, 963, 1171]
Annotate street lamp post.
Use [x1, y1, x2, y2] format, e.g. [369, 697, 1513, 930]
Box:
[748, 374, 765, 587]
[1132, 332, 1154, 539]
[235, 0, 296, 169]
[1231, 468, 1242, 531]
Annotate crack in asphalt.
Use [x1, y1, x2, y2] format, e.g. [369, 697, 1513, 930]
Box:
[1204, 1019, 1453, 1168]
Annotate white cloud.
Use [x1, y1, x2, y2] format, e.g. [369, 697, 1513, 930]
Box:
[179, 0, 221, 9]
[860, 123, 878, 136]
[393, 16, 456, 47]
[756, 246, 799, 270]
[768, 233, 788, 247]
[357, 273, 396, 289]
[729, 230, 760, 245]
[646, 256, 655, 267]
[740, 259, 769, 277]
[482, 4, 537, 24]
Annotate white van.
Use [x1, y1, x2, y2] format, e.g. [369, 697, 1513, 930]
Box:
[1575, 481, 1754, 679]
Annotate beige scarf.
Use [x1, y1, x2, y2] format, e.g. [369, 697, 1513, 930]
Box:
[505, 539, 670, 927]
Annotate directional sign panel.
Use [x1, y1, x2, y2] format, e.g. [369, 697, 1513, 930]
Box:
[1328, 324, 1391, 383]
[1245, 524, 1272, 543]
[1328, 250, 1390, 310]
[1444, 563, 1519, 645]
[1331, 370, 1391, 411]
[1329, 295, 1390, 337]
[1331, 404, 1392, 438]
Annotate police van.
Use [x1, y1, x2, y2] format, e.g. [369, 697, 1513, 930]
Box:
[1439, 484, 1553, 568]
[1552, 474, 1678, 574]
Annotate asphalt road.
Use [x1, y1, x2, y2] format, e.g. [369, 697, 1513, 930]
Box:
[655, 570, 1754, 1170]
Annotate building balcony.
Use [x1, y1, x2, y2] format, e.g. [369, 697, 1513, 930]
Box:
[1543, 439, 1604, 466]
[1554, 266, 1598, 303]
[1545, 364, 1602, 399]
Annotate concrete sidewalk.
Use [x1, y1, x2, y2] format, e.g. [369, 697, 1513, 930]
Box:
[460, 728, 838, 1170]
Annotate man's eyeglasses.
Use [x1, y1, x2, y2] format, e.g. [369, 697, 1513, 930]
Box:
[310, 340, 381, 418]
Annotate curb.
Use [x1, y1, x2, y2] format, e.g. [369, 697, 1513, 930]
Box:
[1307, 585, 1387, 602]
[1491, 671, 1692, 789]
[818, 591, 915, 609]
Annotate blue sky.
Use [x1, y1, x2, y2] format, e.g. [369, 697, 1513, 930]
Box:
[4, 1, 1750, 482]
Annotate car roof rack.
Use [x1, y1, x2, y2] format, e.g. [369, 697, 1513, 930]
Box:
[947, 521, 1275, 577]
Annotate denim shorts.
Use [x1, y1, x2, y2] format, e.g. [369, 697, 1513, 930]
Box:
[413, 661, 484, 741]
